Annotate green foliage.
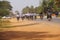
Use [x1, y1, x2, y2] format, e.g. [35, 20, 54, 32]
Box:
[42, 0, 47, 7]
[22, 0, 60, 14]
[22, 5, 43, 14]
[48, 1, 54, 7]
[0, 1, 12, 10]
[0, 1, 12, 17]
[22, 6, 36, 14]
[29, 6, 35, 13]
[40, 0, 48, 14]
[35, 6, 43, 14]
[0, 9, 10, 16]
[22, 6, 30, 14]
[57, 8, 60, 11]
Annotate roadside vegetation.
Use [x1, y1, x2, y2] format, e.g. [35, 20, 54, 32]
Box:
[0, 18, 11, 28]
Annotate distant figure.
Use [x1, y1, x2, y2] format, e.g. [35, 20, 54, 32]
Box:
[21, 14, 25, 20]
[34, 15, 37, 20]
[15, 11, 20, 21]
[55, 11, 59, 17]
[47, 11, 52, 21]
[25, 13, 30, 20]
[16, 15, 20, 21]
[30, 14, 33, 20]
[39, 12, 43, 20]
[34, 13, 37, 20]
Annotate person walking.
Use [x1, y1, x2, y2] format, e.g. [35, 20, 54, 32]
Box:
[55, 11, 59, 17]
[39, 12, 43, 20]
[16, 14, 20, 21]
[15, 11, 20, 21]
[47, 10, 52, 21]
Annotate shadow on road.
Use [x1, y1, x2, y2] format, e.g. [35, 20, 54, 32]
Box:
[0, 31, 60, 40]
[13, 23, 39, 27]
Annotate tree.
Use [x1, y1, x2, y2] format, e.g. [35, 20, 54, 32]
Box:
[0, 9, 10, 16]
[35, 6, 43, 14]
[0, 1, 12, 10]
[55, 0, 60, 8]
[55, 0, 60, 11]
[41, 0, 48, 14]
[48, 0, 54, 7]
[22, 6, 30, 14]
[0, 0, 12, 17]
[29, 6, 35, 13]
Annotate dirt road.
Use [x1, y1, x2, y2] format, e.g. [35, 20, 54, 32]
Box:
[0, 18, 60, 40]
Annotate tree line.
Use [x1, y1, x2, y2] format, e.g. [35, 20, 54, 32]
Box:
[0, 0, 60, 17]
[0, 0, 12, 17]
[22, 0, 60, 14]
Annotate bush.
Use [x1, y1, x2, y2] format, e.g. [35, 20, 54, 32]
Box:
[0, 19, 11, 28]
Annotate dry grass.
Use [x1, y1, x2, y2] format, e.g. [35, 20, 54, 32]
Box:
[0, 18, 60, 40]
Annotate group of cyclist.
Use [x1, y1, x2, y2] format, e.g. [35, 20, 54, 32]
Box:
[39, 7, 59, 21]
[16, 7, 59, 21]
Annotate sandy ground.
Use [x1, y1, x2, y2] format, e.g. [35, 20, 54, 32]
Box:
[0, 18, 60, 40]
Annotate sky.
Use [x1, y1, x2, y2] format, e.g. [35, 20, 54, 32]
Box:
[7, 0, 42, 13]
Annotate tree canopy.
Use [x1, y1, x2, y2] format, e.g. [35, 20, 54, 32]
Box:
[0, 0, 12, 17]
[22, 0, 60, 14]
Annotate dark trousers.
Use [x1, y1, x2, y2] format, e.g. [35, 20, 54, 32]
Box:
[47, 15, 52, 19]
[17, 17, 20, 21]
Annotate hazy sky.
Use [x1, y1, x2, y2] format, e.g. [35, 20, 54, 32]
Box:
[8, 0, 42, 12]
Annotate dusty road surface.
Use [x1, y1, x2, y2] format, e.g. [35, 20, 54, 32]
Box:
[0, 18, 60, 40]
